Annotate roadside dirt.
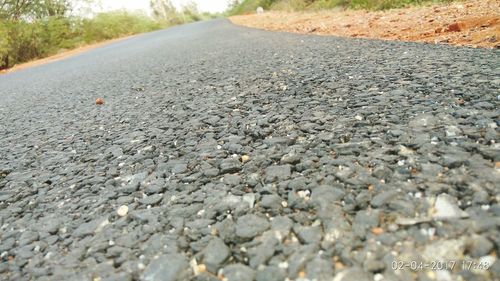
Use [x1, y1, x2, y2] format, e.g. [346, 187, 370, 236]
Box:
[0, 35, 136, 75]
[230, 0, 499, 48]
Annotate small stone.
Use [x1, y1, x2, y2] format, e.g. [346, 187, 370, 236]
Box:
[256, 266, 285, 281]
[241, 155, 250, 163]
[16, 244, 35, 259]
[172, 164, 188, 174]
[73, 218, 109, 237]
[145, 184, 165, 194]
[363, 259, 386, 273]
[95, 98, 104, 105]
[442, 154, 468, 168]
[297, 190, 311, 199]
[293, 224, 322, 244]
[281, 152, 301, 165]
[117, 205, 129, 217]
[306, 257, 334, 281]
[287, 244, 317, 277]
[203, 238, 230, 273]
[353, 209, 380, 238]
[260, 194, 282, 209]
[235, 214, 270, 240]
[141, 254, 191, 281]
[197, 264, 207, 274]
[41, 218, 61, 235]
[371, 227, 384, 235]
[19, 231, 39, 246]
[242, 193, 256, 208]
[223, 174, 241, 186]
[371, 190, 398, 208]
[265, 165, 291, 182]
[433, 193, 468, 220]
[422, 239, 464, 262]
[222, 263, 255, 281]
[139, 194, 163, 205]
[467, 235, 494, 257]
[220, 159, 241, 174]
[203, 168, 219, 177]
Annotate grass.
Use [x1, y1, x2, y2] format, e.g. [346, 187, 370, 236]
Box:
[228, 0, 457, 14]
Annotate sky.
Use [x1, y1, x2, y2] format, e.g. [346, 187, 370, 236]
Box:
[95, 0, 229, 14]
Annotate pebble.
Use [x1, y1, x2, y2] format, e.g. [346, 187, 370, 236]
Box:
[220, 159, 242, 174]
[241, 155, 250, 163]
[235, 214, 270, 240]
[256, 266, 285, 281]
[203, 238, 230, 272]
[141, 254, 191, 281]
[222, 264, 255, 281]
[265, 165, 292, 182]
[260, 194, 282, 209]
[433, 193, 469, 220]
[117, 205, 129, 217]
[18, 231, 39, 246]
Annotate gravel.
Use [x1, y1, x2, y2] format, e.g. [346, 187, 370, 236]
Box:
[0, 19, 499, 281]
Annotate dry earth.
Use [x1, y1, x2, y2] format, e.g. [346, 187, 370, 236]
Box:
[230, 0, 500, 48]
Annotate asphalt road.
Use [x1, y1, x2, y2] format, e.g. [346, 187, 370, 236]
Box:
[0, 19, 499, 281]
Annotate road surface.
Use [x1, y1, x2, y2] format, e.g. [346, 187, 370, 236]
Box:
[0, 19, 499, 281]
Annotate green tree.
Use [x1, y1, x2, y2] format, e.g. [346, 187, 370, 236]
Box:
[0, 0, 74, 20]
[150, 0, 183, 25]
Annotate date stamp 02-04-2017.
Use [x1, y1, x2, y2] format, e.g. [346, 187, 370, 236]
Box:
[392, 259, 493, 272]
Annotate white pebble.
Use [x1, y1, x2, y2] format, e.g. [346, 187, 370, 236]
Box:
[278, 262, 289, 269]
[297, 190, 311, 199]
[117, 205, 129, 217]
[433, 193, 468, 220]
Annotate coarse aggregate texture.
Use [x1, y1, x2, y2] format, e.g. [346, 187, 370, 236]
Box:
[0, 19, 499, 281]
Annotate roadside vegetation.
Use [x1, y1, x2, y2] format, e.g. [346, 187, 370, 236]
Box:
[0, 0, 217, 70]
[228, 0, 456, 14]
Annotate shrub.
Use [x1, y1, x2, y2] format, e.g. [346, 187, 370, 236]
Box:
[229, 0, 458, 14]
[0, 11, 165, 69]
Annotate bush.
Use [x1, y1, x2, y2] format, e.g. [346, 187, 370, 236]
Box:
[0, 21, 10, 68]
[0, 12, 164, 69]
[229, 0, 457, 14]
[1, 21, 43, 69]
[81, 12, 161, 43]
